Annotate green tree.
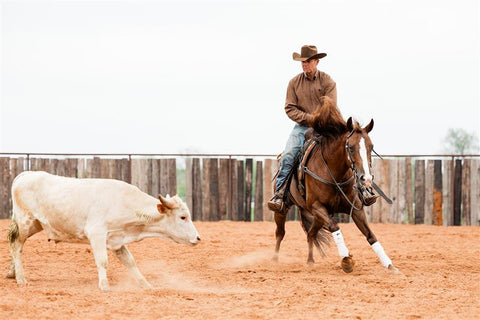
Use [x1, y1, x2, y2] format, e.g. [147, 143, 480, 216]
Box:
[442, 128, 480, 154]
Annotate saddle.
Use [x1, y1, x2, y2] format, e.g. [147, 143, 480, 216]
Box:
[297, 138, 320, 197]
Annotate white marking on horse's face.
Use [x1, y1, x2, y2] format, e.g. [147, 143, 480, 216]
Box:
[359, 137, 373, 187]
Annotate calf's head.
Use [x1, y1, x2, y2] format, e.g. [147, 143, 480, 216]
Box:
[156, 194, 201, 245]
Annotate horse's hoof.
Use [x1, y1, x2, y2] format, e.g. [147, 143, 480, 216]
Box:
[341, 255, 355, 273]
[272, 255, 279, 262]
[387, 264, 399, 274]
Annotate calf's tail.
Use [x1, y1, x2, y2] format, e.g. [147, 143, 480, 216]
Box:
[7, 220, 19, 244]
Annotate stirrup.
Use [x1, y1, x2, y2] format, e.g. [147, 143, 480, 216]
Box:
[267, 195, 287, 213]
[358, 187, 379, 206]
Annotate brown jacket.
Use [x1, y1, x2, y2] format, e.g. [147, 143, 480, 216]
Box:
[285, 70, 337, 126]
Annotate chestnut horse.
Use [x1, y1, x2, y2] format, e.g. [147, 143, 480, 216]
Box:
[273, 97, 398, 273]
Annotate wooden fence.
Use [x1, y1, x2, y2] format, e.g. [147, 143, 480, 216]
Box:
[0, 155, 478, 226]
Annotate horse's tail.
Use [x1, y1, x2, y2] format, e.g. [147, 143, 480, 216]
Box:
[300, 212, 331, 256]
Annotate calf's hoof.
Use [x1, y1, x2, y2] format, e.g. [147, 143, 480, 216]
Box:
[341, 255, 355, 273]
[138, 279, 153, 289]
[99, 279, 110, 292]
[387, 264, 399, 274]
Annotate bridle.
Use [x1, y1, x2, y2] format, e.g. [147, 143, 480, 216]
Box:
[303, 130, 366, 211]
[303, 129, 392, 209]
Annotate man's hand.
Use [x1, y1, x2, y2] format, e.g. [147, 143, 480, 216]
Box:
[305, 113, 316, 127]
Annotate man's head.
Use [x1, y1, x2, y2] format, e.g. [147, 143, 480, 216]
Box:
[293, 45, 326, 78]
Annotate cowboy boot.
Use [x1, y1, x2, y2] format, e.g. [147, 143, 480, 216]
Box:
[267, 182, 288, 213]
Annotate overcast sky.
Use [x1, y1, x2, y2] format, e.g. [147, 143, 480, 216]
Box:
[1, 0, 478, 156]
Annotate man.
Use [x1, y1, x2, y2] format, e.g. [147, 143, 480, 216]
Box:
[268, 45, 337, 213]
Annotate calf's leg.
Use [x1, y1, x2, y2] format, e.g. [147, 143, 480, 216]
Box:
[114, 245, 152, 289]
[8, 218, 42, 283]
[88, 234, 110, 291]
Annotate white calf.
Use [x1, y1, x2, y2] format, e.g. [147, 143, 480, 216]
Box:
[7, 171, 200, 291]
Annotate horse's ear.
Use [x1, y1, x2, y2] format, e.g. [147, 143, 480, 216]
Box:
[364, 119, 374, 133]
[347, 117, 354, 131]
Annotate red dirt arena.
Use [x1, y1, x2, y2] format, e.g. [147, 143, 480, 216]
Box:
[1, 219, 479, 320]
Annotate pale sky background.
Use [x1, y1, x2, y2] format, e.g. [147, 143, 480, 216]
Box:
[0, 0, 479, 156]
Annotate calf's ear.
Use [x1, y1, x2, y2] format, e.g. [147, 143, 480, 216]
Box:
[157, 204, 167, 214]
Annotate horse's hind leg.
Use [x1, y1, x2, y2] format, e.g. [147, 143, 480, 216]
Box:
[352, 208, 398, 272]
[326, 219, 355, 273]
[273, 211, 287, 261]
[306, 203, 331, 264]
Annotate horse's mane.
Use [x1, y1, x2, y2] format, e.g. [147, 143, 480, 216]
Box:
[307, 96, 347, 138]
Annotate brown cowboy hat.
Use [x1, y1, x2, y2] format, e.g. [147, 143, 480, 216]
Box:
[292, 45, 327, 61]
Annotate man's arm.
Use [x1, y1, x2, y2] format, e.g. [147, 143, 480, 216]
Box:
[284, 80, 310, 125]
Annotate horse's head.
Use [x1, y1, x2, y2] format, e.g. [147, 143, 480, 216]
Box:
[345, 117, 374, 188]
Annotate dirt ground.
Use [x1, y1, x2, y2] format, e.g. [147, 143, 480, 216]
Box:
[0, 219, 479, 320]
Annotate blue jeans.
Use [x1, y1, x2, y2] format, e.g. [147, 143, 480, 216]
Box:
[276, 124, 309, 192]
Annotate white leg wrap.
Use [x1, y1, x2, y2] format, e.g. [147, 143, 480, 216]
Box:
[331, 230, 350, 258]
[371, 242, 392, 268]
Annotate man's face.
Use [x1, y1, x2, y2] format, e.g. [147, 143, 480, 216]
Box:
[302, 59, 319, 77]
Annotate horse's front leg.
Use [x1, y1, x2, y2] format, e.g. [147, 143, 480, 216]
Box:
[352, 207, 399, 273]
[273, 211, 287, 261]
[326, 219, 355, 273]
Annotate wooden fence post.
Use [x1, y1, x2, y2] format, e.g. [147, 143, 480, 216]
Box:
[201, 158, 212, 221]
[462, 159, 471, 225]
[244, 158, 253, 221]
[433, 160, 443, 226]
[396, 159, 407, 224]
[151, 159, 160, 198]
[388, 159, 398, 223]
[414, 159, 425, 224]
[424, 160, 434, 225]
[371, 159, 382, 223]
[442, 159, 453, 226]
[380, 159, 391, 223]
[230, 158, 239, 221]
[263, 158, 277, 222]
[471, 159, 480, 226]
[209, 158, 220, 221]
[185, 158, 193, 215]
[453, 159, 462, 226]
[192, 158, 202, 221]
[219, 159, 230, 220]
[405, 158, 414, 224]
[236, 160, 245, 221]
[0, 157, 11, 218]
[254, 160, 264, 221]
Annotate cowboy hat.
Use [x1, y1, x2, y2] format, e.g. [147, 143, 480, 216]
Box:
[292, 45, 327, 61]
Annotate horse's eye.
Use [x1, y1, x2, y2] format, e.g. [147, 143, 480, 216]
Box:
[180, 216, 187, 221]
